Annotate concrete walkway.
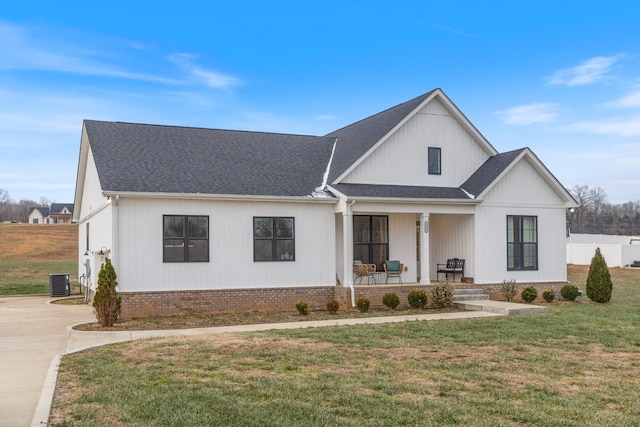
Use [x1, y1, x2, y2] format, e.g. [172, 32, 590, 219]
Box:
[1, 296, 508, 427]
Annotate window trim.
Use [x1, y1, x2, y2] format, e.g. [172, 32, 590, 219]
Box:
[428, 147, 441, 175]
[163, 215, 209, 263]
[506, 215, 538, 271]
[253, 216, 296, 262]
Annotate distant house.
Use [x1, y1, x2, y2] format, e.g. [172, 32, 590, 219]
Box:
[73, 88, 578, 318]
[28, 203, 74, 224]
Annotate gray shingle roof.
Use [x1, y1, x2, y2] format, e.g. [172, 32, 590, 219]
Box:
[84, 121, 337, 197]
[50, 203, 74, 215]
[461, 148, 525, 197]
[325, 90, 436, 182]
[28, 207, 49, 216]
[330, 183, 472, 200]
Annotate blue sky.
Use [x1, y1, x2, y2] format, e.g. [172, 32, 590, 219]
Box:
[1, 1, 639, 204]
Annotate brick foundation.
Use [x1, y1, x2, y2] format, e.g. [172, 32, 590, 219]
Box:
[120, 286, 351, 319]
[117, 281, 570, 319]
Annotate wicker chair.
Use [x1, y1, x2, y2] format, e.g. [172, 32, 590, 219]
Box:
[353, 263, 376, 285]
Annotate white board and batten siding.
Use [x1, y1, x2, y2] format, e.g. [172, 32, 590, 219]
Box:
[474, 158, 569, 284]
[342, 98, 490, 188]
[116, 197, 336, 293]
[76, 147, 113, 285]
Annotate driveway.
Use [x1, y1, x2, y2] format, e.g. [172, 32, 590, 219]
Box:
[0, 296, 94, 427]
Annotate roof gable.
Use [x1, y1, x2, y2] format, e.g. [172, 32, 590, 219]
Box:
[462, 148, 577, 206]
[325, 88, 497, 184]
[83, 121, 336, 198]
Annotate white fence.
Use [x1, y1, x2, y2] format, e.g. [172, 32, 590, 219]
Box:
[566, 234, 640, 267]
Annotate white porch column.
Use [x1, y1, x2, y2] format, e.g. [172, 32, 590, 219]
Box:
[342, 209, 353, 287]
[420, 212, 430, 284]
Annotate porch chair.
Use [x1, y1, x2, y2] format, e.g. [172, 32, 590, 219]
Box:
[353, 263, 376, 285]
[384, 260, 404, 284]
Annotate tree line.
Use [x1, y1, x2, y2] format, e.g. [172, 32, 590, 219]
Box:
[0, 188, 52, 223]
[567, 185, 640, 236]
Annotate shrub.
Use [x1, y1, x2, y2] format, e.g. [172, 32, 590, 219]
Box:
[326, 299, 340, 314]
[542, 288, 555, 303]
[295, 301, 309, 316]
[520, 286, 538, 303]
[407, 289, 428, 308]
[560, 284, 580, 301]
[93, 258, 121, 327]
[500, 279, 518, 302]
[356, 298, 370, 313]
[586, 247, 613, 303]
[382, 293, 400, 309]
[430, 281, 454, 308]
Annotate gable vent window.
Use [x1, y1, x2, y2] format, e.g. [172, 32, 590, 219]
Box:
[163, 215, 209, 262]
[254, 217, 295, 261]
[507, 215, 538, 271]
[428, 147, 441, 175]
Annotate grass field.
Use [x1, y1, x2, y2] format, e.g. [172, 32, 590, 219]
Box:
[50, 265, 640, 426]
[0, 224, 78, 295]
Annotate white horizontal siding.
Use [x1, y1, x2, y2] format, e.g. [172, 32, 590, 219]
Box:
[343, 98, 490, 187]
[116, 198, 336, 292]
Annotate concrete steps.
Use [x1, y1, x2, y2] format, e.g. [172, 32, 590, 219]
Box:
[453, 288, 490, 302]
[453, 289, 548, 316]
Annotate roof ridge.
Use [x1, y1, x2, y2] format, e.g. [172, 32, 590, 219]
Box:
[83, 119, 325, 139]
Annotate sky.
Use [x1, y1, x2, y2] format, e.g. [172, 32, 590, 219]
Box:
[1, 1, 639, 205]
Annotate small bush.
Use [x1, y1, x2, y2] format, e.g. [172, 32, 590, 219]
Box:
[93, 258, 121, 327]
[326, 299, 340, 314]
[295, 301, 309, 316]
[430, 281, 454, 308]
[407, 289, 428, 308]
[356, 298, 370, 313]
[382, 293, 400, 309]
[542, 288, 555, 303]
[500, 279, 518, 302]
[586, 247, 613, 303]
[560, 284, 579, 301]
[520, 286, 538, 303]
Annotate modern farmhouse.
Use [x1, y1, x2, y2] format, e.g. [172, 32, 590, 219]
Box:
[73, 88, 577, 318]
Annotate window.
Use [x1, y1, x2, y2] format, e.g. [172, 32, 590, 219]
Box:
[254, 217, 295, 261]
[507, 215, 538, 270]
[86, 222, 90, 252]
[428, 147, 441, 175]
[353, 215, 388, 271]
[163, 215, 209, 262]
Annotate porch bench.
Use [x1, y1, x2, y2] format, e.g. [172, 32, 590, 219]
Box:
[437, 258, 465, 282]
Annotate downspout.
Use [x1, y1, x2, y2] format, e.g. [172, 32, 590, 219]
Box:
[346, 199, 356, 307]
[112, 195, 119, 285]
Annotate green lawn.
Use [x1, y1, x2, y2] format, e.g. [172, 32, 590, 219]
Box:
[0, 260, 78, 295]
[50, 266, 640, 426]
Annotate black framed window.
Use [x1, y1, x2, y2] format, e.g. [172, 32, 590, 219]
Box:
[428, 147, 441, 175]
[507, 215, 538, 270]
[353, 215, 388, 271]
[163, 215, 209, 262]
[254, 217, 295, 261]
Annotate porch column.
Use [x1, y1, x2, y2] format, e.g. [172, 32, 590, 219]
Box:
[343, 209, 353, 287]
[420, 213, 430, 284]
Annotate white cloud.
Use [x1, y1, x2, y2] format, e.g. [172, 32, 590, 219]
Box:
[547, 54, 625, 86]
[495, 103, 559, 125]
[314, 114, 338, 121]
[606, 89, 640, 108]
[0, 20, 179, 85]
[566, 115, 640, 136]
[167, 53, 240, 89]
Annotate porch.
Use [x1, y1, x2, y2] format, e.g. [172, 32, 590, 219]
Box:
[336, 207, 475, 288]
